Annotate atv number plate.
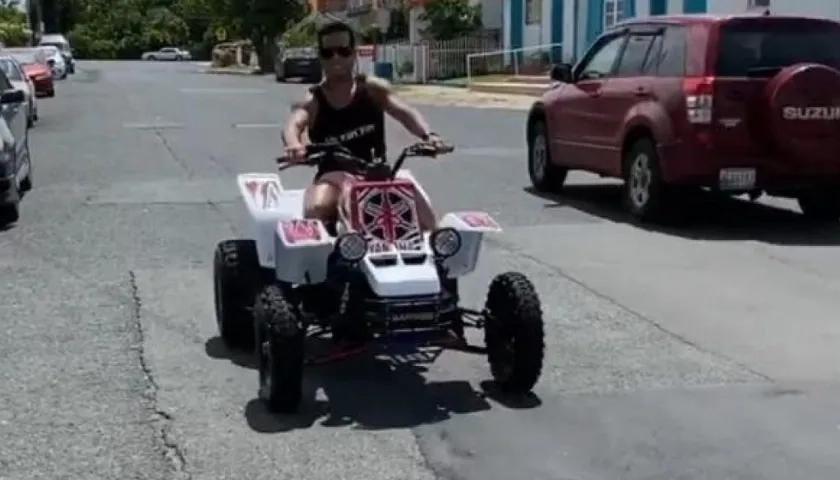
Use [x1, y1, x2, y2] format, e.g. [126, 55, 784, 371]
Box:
[718, 168, 755, 191]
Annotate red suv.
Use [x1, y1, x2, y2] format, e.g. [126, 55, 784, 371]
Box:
[526, 14, 840, 222]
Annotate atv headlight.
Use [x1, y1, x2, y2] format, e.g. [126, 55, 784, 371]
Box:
[335, 233, 367, 261]
[430, 228, 461, 258]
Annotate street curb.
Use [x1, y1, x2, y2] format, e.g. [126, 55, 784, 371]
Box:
[393, 85, 535, 110]
[203, 68, 262, 76]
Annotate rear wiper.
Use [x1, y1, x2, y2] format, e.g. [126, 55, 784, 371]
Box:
[746, 66, 784, 78]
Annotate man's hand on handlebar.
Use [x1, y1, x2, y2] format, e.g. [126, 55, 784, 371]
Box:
[413, 134, 454, 158]
[283, 143, 308, 164]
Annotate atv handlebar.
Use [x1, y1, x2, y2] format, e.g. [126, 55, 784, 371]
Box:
[276, 140, 454, 179]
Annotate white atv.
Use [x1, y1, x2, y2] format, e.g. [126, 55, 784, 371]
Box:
[213, 141, 545, 413]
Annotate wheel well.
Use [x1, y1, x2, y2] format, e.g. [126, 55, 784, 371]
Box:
[621, 126, 654, 173]
[526, 107, 545, 143]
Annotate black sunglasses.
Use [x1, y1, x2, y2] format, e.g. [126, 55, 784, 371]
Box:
[319, 47, 353, 59]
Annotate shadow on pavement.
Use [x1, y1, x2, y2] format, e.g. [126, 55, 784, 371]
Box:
[525, 183, 840, 246]
[243, 352, 496, 433]
[205, 336, 257, 369]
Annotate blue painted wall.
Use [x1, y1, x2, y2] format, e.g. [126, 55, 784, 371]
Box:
[586, 0, 604, 47]
[649, 0, 666, 14]
[683, 0, 707, 13]
[551, 0, 564, 62]
[510, 0, 523, 50]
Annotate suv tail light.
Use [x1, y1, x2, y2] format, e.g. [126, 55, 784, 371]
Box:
[683, 77, 715, 124]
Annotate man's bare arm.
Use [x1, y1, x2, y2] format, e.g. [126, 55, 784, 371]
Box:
[283, 93, 318, 146]
[367, 76, 432, 139]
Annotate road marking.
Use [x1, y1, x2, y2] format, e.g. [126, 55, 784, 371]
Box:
[232, 123, 282, 129]
[123, 122, 184, 129]
[180, 87, 265, 94]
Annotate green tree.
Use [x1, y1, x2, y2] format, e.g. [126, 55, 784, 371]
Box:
[0, 5, 30, 46]
[68, 0, 189, 59]
[420, 0, 482, 40]
[208, 0, 307, 72]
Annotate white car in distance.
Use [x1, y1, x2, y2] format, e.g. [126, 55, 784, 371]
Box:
[141, 47, 191, 61]
[37, 45, 66, 79]
[0, 56, 37, 127]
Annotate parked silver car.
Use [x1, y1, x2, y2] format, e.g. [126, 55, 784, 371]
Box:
[141, 47, 191, 61]
[0, 56, 38, 128]
[0, 65, 32, 225]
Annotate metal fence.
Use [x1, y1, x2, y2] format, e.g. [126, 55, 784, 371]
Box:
[465, 43, 563, 84]
[374, 31, 502, 83]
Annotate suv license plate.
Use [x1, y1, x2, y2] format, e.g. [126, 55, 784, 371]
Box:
[719, 168, 756, 191]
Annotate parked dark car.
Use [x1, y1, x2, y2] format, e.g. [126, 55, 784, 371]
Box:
[0, 66, 32, 225]
[527, 14, 840, 223]
[275, 47, 322, 83]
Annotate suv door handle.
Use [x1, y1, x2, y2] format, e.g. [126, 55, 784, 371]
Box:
[634, 87, 651, 97]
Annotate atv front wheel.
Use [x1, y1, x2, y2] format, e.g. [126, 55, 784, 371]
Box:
[483, 272, 544, 394]
[255, 285, 305, 413]
[213, 239, 263, 350]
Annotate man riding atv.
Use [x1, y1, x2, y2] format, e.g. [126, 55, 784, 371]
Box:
[282, 21, 449, 232]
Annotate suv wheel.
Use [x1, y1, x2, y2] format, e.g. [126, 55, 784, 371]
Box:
[797, 189, 840, 222]
[622, 138, 673, 222]
[527, 119, 567, 192]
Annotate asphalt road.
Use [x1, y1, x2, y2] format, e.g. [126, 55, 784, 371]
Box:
[3, 60, 840, 480]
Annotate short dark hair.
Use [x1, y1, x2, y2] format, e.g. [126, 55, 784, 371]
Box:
[317, 21, 356, 49]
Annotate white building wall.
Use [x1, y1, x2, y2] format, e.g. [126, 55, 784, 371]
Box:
[666, 0, 681, 14]
[481, 0, 504, 29]
[707, 0, 840, 19]
[502, 0, 511, 48]
[506, 0, 840, 67]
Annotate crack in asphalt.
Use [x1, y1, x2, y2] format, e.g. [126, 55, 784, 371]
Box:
[152, 129, 239, 235]
[129, 270, 192, 480]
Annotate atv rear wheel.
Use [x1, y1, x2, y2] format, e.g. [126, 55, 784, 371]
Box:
[483, 272, 544, 394]
[255, 285, 305, 413]
[213, 239, 263, 350]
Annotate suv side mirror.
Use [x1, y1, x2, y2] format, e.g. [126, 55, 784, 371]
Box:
[1, 89, 24, 104]
[550, 63, 573, 83]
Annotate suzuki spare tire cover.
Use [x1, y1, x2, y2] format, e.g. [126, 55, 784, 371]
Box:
[764, 63, 840, 165]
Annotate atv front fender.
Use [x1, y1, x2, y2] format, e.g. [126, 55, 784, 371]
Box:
[439, 211, 502, 277]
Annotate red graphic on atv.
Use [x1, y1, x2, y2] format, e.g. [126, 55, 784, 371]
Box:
[459, 211, 499, 229]
[347, 180, 421, 245]
[280, 219, 322, 244]
[245, 180, 260, 198]
[245, 179, 280, 209]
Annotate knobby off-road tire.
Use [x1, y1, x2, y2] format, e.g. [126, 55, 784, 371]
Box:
[213, 239, 263, 350]
[483, 272, 545, 393]
[255, 285, 305, 414]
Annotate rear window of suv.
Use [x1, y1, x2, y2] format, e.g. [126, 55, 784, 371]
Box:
[715, 19, 840, 77]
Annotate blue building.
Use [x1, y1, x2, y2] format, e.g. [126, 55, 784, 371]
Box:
[501, 0, 840, 64]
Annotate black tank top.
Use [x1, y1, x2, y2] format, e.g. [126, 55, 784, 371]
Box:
[309, 75, 386, 177]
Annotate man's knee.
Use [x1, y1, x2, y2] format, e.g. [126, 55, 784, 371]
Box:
[304, 199, 336, 220]
[304, 184, 339, 221]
